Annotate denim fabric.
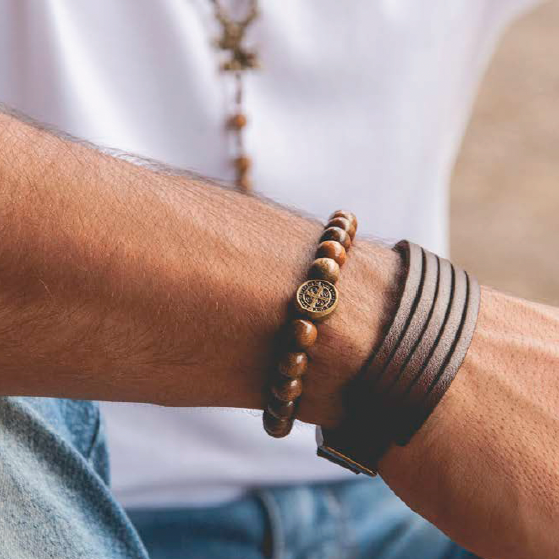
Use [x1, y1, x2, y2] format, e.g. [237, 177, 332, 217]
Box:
[0, 397, 148, 559]
[128, 480, 480, 559]
[0, 396, 478, 559]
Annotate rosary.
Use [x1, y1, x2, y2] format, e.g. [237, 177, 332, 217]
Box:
[209, 0, 260, 193]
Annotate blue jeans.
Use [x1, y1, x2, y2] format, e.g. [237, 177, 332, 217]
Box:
[0, 397, 478, 559]
[127, 483, 479, 559]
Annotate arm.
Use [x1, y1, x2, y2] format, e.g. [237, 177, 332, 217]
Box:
[0, 108, 397, 425]
[0, 109, 557, 558]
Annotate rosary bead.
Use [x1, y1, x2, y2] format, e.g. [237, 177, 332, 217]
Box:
[320, 227, 351, 250]
[267, 394, 296, 420]
[228, 113, 247, 129]
[330, 210, 358, 231]
[278, 351, 308, 379]
[329, 211, 357, 239]
[327, 216, 350, 230]
[327, 216, 356, 240]
[235, 155, 251, 173]
[289, 319, 318, 349]
[309, 257, 340, 284]
[316, 240, 347, 267]
[263, 411, 293, 438]
[272, 377, 303, 402]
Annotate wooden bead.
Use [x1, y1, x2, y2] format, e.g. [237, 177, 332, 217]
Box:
[316, 240, 347, 267]
[329, 210, 358, 231]
[228, 113, 247, 129]
[235, 155, 251, 173]
[267, 394, 296, 420]
[327, 216, 356, 240]
[320, 227, 351, 250]
[278, 352, 308, 379]
[309, 258, 340, 284]
[263, 411, 293, 438]
[289, 319, 318, 349]
[327, 216, 350, 230]
[272, 377, 303, 402]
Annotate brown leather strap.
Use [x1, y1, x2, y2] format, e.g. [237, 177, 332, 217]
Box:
[360, 240, 424, 386]
[431, 271, 480, 402]
[386, 255, 453, 405]
[396, 269, 480, 444]
[393, 261, 467, 444]
[374, 248, 439, 397]
[319, 241, 427, 470]
[317, 240, 481, 475]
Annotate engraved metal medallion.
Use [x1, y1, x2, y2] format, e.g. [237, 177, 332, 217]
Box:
[296, 279, 338, 319]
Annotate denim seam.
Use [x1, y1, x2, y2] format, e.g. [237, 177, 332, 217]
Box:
[85, 405, 103, 461]
[254, 489, 285, 559]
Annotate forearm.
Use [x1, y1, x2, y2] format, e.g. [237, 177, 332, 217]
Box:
[0, 110, 396, 423]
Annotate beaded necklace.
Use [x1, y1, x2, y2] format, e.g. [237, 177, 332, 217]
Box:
[209, 0, 261, 193]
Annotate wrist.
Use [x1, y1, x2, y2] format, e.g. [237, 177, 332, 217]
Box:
[296, 239, 401, 427]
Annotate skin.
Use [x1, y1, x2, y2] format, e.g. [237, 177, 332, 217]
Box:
[0, 110, 558, 558]
[382, 287, 559, 558]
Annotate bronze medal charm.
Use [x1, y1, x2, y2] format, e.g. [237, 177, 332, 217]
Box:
[296, 279, 338, 320]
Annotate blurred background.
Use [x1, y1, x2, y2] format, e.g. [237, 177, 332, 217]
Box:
[451, 0, 559, 305]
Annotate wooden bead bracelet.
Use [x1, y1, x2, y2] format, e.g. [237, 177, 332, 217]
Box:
[262, 210, 358, 438]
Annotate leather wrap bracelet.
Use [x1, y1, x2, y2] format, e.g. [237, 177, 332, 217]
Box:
[317, 240, 481, 476]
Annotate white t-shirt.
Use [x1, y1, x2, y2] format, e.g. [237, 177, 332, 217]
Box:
[0, 0, 537, 506]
